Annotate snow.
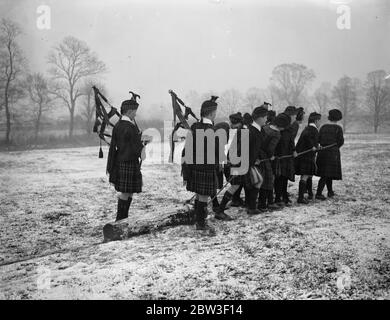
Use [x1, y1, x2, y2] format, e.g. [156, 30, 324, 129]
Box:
[0, 134, 389, 299]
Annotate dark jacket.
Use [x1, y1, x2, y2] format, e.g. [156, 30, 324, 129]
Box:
[106, 119, 143, 178]
[295, 125, 319, 176]
[187, 119, 222, 170]
[260, 125, 281, 190]
[248, 124, 263, 167]
[296, 125, 319, 156]
[275, 123, 296, 180]
[316, 123, 344, 180]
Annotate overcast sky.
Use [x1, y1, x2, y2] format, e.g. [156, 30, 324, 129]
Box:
[1, 0, 389, 119]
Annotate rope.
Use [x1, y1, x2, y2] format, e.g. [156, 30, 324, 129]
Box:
[186, 143, 338, 205]
[257, 143, 338, 163]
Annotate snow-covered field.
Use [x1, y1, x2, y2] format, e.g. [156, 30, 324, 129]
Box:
[0, 134, 389, 299]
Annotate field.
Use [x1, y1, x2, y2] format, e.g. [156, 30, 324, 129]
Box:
[0, 134, 389, 299]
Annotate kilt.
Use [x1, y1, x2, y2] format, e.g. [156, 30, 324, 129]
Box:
[275, 158, 295, 182]
[114, 160, 143, 193]
[295, 154, 316, 176]
[230, 172, 251, 186]
[186, 167, 218, 196]
[258, 161, 274, 191]
[316, 147, 342, 180]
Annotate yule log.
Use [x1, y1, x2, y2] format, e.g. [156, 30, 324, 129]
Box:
[103, 206, 195, 242]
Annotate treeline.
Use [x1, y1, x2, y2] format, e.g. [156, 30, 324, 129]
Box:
[1, 18, 390, 150]
[182, 65, 390, 134]
[0, 18, 106, 147]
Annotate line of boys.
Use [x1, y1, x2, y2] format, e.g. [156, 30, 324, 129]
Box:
[183, 96, 344, 231]
[107, 94, 344, 230]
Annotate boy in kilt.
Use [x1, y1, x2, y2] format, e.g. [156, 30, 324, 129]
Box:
[274, 106, 296, 207]
[245, 106, 270, 215]
[295, 112, 321, 204]
[315, 109, 344, 200]
[106, 93, 146, 221]
[257, 113, 290, 211]
[215, 112, 249, 218]
[228, 112, 246, 208]
[185, 96, 222, 231]
[213, 121, 231, 212]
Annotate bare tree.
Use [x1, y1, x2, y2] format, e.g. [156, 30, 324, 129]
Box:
[365, 70, 390, 133]
[47, 36, 106, 137]
[244, 87, 266, 111]
[25, 73, 52, 141]
[314, 82, 332, 115]
[332, 76, 360, 131]
[270, 63, 316, 106]
[219, 88, 242, 116]
[0, 18, 25, 144]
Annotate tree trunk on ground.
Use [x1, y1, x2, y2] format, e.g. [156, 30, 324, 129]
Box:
[102, 207, 195, 242]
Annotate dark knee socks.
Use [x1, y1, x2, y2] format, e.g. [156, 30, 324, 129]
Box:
[306, 177, 313, 197]
[258, 189, 274, 209]
[274, 177, 282, 202]
[232, 185, 243, 201]
[212, 197, 219, 208]
[326, 178, 333, 193]
[219, 191, 233, 212]
[317, 177, 326, 195]
[247, 188, 259, 210]
[196, 200, 208, 225]
[116, 197, 132, 221]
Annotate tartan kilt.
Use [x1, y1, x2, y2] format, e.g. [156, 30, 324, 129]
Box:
[316, 148, 342, 180]
[295, 154, 316, 176]
[227, 163, 249, 186]
[258, 161, 274, 191]
[114, 160, 143, 193]
[277, 157, 295, 182]
[186, 166, 218, 196]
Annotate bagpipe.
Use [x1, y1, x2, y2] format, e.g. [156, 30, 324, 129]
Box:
[168, 89, 199, 163]
[92, 86, 121, 158]
[92, 86, 151, 159]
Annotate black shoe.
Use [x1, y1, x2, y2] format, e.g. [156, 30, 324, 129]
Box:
[283, 198, 292, 207]
[315, 194, 327, 201]
[247, 208, 263, 215]
[196, 221, 216, 235]
[307, 194, 313, 200]
[214, 210, 234, 221]
[297, 198, 309, 204]
[327, 191, 335, 198]
[275, 201, 285, 207]
[267, 203, 280, 210]
[230, 198, 244, 207]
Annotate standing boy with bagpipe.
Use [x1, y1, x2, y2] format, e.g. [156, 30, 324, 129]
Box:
[295, 112, 322, 204]
[106, 93, 146, 221]
[315, 109, 344, 200]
